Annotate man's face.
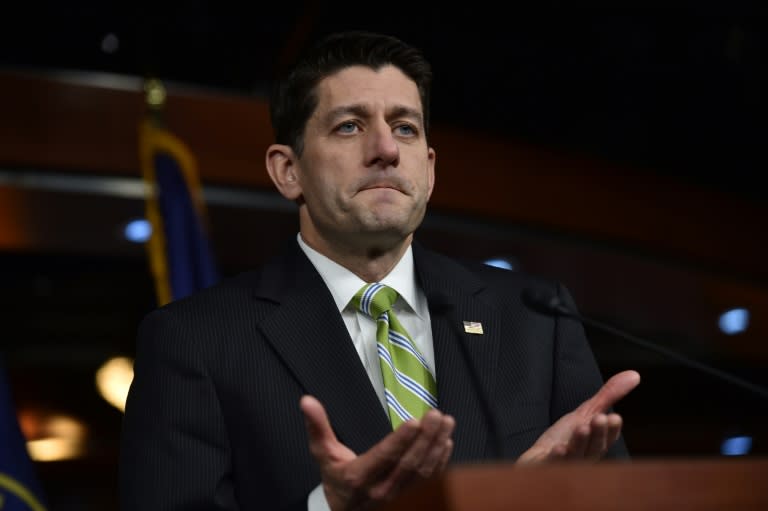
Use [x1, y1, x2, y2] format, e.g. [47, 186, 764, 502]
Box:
[293, 65, 436, 252]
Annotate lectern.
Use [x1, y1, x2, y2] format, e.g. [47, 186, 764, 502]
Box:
[381, 458, 768, 510]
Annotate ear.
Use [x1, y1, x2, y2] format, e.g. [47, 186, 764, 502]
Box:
[265, 144, 302, 200]
[426, 146, 436, 200]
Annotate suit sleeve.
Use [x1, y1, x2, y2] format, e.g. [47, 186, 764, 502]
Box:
[119, 308, 240, 510]
[550, 282, 630, 459]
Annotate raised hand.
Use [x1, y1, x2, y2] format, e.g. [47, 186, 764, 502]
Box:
[300, 395, 455, 511]
[517, 370, 640, 464]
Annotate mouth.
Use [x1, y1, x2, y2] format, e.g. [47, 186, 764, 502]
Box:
[359, 181, 406, 194]
[363, 184, 398, 191]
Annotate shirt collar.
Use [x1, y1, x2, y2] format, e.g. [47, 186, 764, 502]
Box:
[296, 233, 424, 318]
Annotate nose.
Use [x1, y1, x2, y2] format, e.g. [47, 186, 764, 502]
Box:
[364, 121, 400, 168]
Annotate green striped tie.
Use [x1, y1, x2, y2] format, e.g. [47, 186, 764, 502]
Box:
[351, 283, 438, 429]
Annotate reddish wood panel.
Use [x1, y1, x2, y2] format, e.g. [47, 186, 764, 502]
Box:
[382, 459, 768, 511]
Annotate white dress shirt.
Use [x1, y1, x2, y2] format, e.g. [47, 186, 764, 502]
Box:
[296, 234, 435, 511]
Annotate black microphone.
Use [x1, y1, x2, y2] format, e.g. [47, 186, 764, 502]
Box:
[522, 288, 768, 402]
[428, 291, 505, 461]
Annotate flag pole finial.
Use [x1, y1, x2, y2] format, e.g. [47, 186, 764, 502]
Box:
[144, 78, 166, 110]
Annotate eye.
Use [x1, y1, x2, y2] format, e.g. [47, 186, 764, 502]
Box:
[336, 121, 359, 134]
[394, 124, 416, 137]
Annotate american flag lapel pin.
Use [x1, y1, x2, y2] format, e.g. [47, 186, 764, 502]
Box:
[463, 321, 484, 335]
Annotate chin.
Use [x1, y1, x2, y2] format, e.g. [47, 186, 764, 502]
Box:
[359, 217, 420, 241]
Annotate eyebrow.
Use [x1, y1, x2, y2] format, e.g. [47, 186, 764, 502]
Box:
[324, 104, 424, 128]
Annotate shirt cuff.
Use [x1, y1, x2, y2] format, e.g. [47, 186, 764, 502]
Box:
[307, 483, 331, 511]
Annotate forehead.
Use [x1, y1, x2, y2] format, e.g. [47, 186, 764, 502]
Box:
[312, 65, 423, 117]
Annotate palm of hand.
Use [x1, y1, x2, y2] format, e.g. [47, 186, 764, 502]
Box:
[517, 370, 640, 464]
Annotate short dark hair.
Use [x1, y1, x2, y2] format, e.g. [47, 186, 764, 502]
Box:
[269, 30, 433, 156]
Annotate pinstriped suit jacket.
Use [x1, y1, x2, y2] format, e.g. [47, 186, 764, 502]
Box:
[120, 239, 627, 510]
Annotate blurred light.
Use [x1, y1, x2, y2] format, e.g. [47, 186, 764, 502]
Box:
[721, 435, 752, 456]
[101, 33, 119, 54]
[27, 438, 81, 462]
[96, 356, 134, 412]
[124, 219, 152, 243]
[25, 414, 87, 462]
[718, 308, 750, 335]
[484, 258, 515, 271]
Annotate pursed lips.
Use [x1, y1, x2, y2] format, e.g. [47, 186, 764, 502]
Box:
[358, 181, 406, 194]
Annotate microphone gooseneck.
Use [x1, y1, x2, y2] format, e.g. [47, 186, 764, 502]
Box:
[522, 288, 768, 402]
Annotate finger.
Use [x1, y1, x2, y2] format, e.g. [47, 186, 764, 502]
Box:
[579, 370, 640, 416]
[436, 438, 454, 471]
[370, 412, 455, 500]
[364, 418, 428, 500]
[605, 413, 623, 447]
[565, 422, 591, 459]
[299, 395, 340, 459]
[550, 443, 568, 459]
[371, 411, 445, 497]
[355, 418, 422, 486]
[416, 414, 456, 476]
[397, 410, 443, 472]
[583, 414, 609, 459]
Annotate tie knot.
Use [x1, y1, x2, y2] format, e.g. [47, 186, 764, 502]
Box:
[351, 283, 398, 319]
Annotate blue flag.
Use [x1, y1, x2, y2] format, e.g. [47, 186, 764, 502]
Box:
[0, 360, 47, 511]
[139, 118, 220, 306]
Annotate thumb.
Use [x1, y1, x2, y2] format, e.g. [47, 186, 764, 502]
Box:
[580, 370, 640, 416]
[300, 395, 339, 458]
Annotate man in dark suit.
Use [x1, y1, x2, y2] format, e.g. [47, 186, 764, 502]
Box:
[120, 30, 640, 511]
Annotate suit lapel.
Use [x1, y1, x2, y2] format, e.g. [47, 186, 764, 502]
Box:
[249, 240, 504, 460]
[251, 242, 391, 454]
[414, 243, 502, 461]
